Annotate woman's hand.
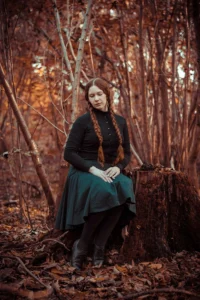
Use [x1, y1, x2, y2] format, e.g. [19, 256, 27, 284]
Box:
[105, 166, 120, 179]
[89, 166, 113, 183]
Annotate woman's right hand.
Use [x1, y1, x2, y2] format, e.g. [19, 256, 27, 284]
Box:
[89, 166, 113, 183]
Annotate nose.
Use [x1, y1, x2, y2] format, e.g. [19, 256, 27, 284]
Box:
[94, 94, 100, 102]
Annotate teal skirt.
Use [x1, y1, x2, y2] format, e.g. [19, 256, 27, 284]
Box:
[55, 161, 136, 230]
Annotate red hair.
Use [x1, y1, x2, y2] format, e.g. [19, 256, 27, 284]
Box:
[85, 78, 124, 166]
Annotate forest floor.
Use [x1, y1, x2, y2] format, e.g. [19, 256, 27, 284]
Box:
[0, 197, 200, 300]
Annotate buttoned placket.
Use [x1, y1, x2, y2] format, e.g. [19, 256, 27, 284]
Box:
[104, 115, 112, 142]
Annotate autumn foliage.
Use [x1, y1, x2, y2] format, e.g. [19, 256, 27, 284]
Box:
[0, 0, 200, 299]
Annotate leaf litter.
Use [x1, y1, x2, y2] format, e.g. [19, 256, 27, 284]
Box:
[0, 199, 200, 299]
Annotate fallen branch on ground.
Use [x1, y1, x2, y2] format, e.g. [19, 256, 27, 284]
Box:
[15, 256, 49, 288]
[41, 238, 70, 251]
[120, 287, 200, 299]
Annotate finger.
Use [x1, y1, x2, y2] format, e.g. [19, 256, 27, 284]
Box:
[101, 174, 112, 183]
[112, 171, 120, 178]
[108, 172, 115, 177]
[105, 175, 113, 183]
[110, 170, 117, 177]
[105, 167, 112, 172]
[105, 175, 113, 182]
[100, 174, 107, 182]
[104, 168, 112, 175]
[106, 170, 115, 177]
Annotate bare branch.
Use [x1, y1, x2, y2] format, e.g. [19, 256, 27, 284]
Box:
[52, 0, 74, 83]
[15, 256, 50, 289]
[120, 287, 200, 299]
[41, 238, 70, 251]
[0, 63, 55, 209]
[17, 97, 66, 134]
[71, 0, 93, 123]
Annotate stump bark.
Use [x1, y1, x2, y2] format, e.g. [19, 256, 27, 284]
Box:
[121, 170, 200, 262]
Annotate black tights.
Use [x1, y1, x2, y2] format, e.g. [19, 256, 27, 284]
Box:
[78, 205, 124, 250]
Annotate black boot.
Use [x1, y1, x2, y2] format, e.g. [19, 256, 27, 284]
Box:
[71, 239, 87, 270]
[93, 244, 105, 266]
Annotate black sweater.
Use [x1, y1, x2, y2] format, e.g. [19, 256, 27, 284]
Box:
[64, 109, 131, 172]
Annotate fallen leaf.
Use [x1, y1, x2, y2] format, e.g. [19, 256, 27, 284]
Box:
[89, 276, 109, 283]
[50, 267, 66, 275]
[149, 263, 162, 270]
[114, 265, 128, 273]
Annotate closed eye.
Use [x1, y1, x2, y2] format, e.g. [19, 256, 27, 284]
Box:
[89, 92, 103, 97]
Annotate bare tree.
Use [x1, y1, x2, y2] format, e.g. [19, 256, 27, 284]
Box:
[0, 63, 55, 211]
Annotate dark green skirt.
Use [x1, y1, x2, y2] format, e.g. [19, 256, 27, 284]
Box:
[55, 161, 136, 230]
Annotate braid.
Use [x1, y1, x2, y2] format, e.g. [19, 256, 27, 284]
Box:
[85, 77, 124, 166]
[88, 105, 105, 166]
[110, 108, 125, 165]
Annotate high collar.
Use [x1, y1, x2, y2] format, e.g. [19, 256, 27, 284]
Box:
[93, 108, 110, 116]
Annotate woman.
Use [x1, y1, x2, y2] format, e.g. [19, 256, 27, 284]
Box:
[55, 78, 136, 270]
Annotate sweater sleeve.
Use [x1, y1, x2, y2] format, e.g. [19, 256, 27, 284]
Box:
[116, 119, 131, 171]
[64, 118, 94, 172]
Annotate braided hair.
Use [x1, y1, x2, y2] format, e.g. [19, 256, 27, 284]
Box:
[85, 78, 124, 166]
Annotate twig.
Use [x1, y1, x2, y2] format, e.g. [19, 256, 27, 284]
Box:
[64, 28, 89, 81]
[17, 97, 66, 132]
[15, 256, 50, 289]
[52, 0, 74, 83]
[88, 31, 95, 77]
[41, 238, 70, 251]
[120, 287, 200, 299]
[100, 77, 119, 89]
[58, 230, 69, 240]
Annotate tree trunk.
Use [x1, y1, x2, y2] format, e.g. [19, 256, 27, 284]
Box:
[139, 1, 151, 163]
[121, 170, 200, 262]
[147, 28, 161, 165]
[156, 40, 171, 167]
[188, 102, 200, 192]
[71, 0, 93, 123]
[0, 63, 55, 212]
[52, 0, 74, 83]
[171, 10, 178, 169]
[180, 6, 190, 169]
[150, 0, 171, 167]
[187, 0, 200, 192]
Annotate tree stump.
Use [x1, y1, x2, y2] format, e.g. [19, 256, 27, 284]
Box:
[121, 170, 200, 262]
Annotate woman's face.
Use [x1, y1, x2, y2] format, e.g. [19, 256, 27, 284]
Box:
[88, 85, 108, 112]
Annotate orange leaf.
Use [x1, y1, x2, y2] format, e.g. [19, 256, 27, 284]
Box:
[149, 263, 163, 270]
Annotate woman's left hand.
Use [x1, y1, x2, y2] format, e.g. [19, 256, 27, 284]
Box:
[105, 166, 120, 179]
